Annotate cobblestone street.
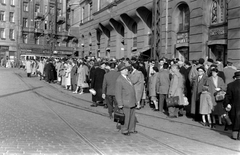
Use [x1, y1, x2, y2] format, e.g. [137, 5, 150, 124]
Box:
[0, 68, 239, 155]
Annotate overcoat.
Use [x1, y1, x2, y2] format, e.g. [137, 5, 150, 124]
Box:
[191, 74, 208, 114]
[77, 65, 87, 87]
[224, 79, 240, 132]
[91, 67, 105, 102]
[71, 65, 78, 91]
[169, 71, 185, 105]
[148, 73, 158, 97]
[44, 62, 56, 82]
[206, 76, 226, 115]
[65, 64, 72, 86]
[156, 69, 170, 95]
[223, 66, 237, 85]
[129, 70, 144, 102]
[115, 75, 136, 108]
[199, 91, 213, 114]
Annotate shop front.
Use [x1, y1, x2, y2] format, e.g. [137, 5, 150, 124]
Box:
[207, 24, 227, 65]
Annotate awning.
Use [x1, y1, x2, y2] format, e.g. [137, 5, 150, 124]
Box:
[140, 45, 151, 53]
[207, 39, 227, 45]
[131, 47, 137, 51]
[176, 43, 189, 48]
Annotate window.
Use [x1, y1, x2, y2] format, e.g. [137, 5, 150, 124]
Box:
[50, 6, 54, 14]
[57, 9, 61, 16]
[9, 29, 14, 40]
[81, 7, 84, 23]
[0, 11, 5, 21]
[23, 2, 28, 11]
[0, 28, 5, 39]
[10, 0, 14, 6]
[178, 5, 190, 32]
[22, 34, 28, 43]
[35, 36, 40, 45]
[35, 21, 40, 29]
[44, 20, 47, 29]
[45, 5, 48, 13]
[9, 12, 14, 22]
[35, 4, 40, 13]
[97, 0, 100, 11]
[57, 25, 61, 32]
[23, 18, 28, 27]
[88, 2, 92, 21]
[1, 0, 6, 5]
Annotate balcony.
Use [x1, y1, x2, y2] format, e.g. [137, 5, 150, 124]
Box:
[35, 12, 44, 20]
[57, 16, 66, 24]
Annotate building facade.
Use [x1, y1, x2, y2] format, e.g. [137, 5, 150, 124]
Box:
[69, 0, 153, 59]
[0, 0, 19, 61]
[153, 0, 240, 67]
[19, 0, 75, 58]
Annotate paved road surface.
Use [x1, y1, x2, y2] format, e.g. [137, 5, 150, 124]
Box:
[0, 68, 239, 155]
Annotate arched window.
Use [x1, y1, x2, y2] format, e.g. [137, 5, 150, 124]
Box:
[178, 4, 190, 32]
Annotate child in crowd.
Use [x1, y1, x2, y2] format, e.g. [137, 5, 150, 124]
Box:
[200, 86, 213, 127]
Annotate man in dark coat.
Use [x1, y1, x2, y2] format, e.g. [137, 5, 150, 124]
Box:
[102, 62, 120, 118]
[115, 63, 137, 135]
[71, 60, 78, 91]
[44, 59, 56, 83]
[224, 71, 240, 140]
[90, 62, 106, 107]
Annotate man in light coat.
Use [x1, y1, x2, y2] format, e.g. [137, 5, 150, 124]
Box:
[223, 61, 237, 85]
[156, 63, 170, 113]
[115, 63, 137, 136]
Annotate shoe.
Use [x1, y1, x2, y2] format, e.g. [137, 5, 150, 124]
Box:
[129, 131, 138, 134]
[73, 91, 77, 94]
[211, 123, 216, 129]
[90, 104, 98, 107]
[200, 122, 206, 126]
[122, 132, 130, 136]
[109, 115, 113, 119]
[136, 107, 141, 110]
[153, 109, 159, 111]
[168, 116, 176, 118]
[79, 92, 83, 95]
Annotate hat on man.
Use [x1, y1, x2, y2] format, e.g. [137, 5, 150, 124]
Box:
[197, 66, 205, 72]
[233, 71, 240, 79]
[117, 62, 129, 72]
[198, 58, 205, 65]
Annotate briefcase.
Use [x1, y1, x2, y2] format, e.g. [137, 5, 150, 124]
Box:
[166, 96, 179, 107]
[114, 111, 125, 125]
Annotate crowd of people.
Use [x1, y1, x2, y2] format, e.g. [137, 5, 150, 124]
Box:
[22, 56, 240, 139]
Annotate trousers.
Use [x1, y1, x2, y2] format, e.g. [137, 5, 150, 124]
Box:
[121, 107, 136, 134]
[106, 95, 118, 116]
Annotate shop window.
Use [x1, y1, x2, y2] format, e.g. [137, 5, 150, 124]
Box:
[178, 4, 190, 32]
[35, 4, 40, 13]
[211, 0, 226, 25]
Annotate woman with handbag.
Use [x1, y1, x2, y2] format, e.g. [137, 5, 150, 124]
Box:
[207, 67, 226, 128]
[168, 64, 185, 118]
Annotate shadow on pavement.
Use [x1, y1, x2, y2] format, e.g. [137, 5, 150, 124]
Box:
[0, 86, 43, 98]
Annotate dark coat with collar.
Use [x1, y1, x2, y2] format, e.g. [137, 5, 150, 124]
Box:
[115, 75, 136, 108]
[102, 70, 120, 96]
[224, 79, 240, 131]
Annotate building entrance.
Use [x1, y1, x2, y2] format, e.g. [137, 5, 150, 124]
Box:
[208, 44, 227, 65]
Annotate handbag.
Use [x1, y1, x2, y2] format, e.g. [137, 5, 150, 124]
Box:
[81, 83, 89, 88]
[166, 96, 179, 107]
[89, 88, 96, 95]
[222, 113, 232, 126]
[215, 91, 226, 101]
[114, 110, 125, 125]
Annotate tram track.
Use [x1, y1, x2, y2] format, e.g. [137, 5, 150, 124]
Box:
[14, 72, 240, 154]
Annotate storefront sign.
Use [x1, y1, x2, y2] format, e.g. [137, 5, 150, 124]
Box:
[219, 0, 226, 23]
[209, 25, 227, 40]
[0, 46, 9, 51]
[177, 32, 189, 44]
